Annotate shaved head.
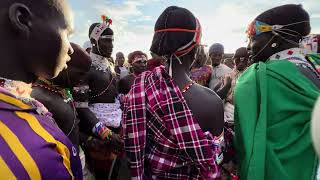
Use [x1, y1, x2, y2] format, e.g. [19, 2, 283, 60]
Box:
[0, 0, 74, 83]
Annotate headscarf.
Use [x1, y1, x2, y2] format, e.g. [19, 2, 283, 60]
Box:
[128, 51, 148, 65]
[150, 6, 202, 76]
[209, 43, 224, 55]
[246, 4, 310, 44]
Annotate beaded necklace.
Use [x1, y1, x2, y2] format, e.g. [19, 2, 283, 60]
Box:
[33, 78, 73, 103]
[0, 77, 52, 117]
[181, 81, 195, 94]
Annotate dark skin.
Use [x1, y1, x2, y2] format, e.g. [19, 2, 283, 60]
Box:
[75, 28, 123, 157]
[32, 43, 91, 150]
[171, 48, 224, 136]
[118, 55, 147, 95]
[88, 34, 117, 103]
[210, 51, 224, 67]
[116, 52, 125, 67]
[248, 32, 320, 88]
[193, 46, 208, 69]
[233, 48, 249, 72]
[0, 0, 73, 83]
[115, 52, 126, 79]
[216, 47, 250, 100]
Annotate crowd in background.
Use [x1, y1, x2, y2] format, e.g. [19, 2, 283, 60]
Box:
[0, 1, 320, 180]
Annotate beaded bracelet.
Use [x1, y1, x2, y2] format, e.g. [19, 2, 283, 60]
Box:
[93, 122, 113, 140]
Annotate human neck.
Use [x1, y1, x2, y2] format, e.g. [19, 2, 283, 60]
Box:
[91, 48, 105, 58]
[0, 49, 34, 83]
[212, 63, 220, 67]
[170, 60, 192, 90]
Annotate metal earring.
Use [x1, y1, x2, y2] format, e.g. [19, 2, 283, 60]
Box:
[271, 43, 277, 48]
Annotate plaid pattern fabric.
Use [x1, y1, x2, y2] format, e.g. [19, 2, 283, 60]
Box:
[122, 66, 219, 179]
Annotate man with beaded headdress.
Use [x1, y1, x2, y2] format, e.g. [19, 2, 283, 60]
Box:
[73, 15, 124, 179]
[234, 4, 320, 180]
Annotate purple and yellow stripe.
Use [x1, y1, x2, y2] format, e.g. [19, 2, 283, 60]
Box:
[0, 92, 79, 179]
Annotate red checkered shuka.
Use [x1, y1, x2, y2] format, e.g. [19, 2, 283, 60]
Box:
[122, 66, 220, 179]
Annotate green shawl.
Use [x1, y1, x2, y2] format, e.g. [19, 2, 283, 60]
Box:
[234, 60, 319, 180]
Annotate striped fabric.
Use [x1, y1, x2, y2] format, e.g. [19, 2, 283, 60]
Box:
[122, 66, 219, 179]
[0, 90, 82, 180]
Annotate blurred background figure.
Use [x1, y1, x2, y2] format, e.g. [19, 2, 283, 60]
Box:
[223, 58, 235, 69]
[118, 51, 147, 95]
[190, 45, 212, 87]
[115, 52, 129, 79]
[209, 43, 233, 91]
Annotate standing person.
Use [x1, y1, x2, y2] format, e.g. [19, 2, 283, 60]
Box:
[235, 4, 320, 180]
[78, 16, 123, 179]
[0, 0, 82, 179]
[190, 45, 213, 87]
[217, 47, 249, 180]
[122, 6, 224, 179]
[209, 43, 233, 91]
[114, 52, 129, 79]
[32, 43, 92, 150]
[32, 43, 97, 180]
[118, 51, 147, 95]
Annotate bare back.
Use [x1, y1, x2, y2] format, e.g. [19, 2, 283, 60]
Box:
[183, 84, 224, 136]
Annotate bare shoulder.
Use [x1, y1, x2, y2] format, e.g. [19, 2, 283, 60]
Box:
[185, 84, 224, 135]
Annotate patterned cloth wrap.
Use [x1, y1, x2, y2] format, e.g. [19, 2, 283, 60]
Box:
[89, 99, 122, 128]
[190, 65, 213, 87]
[122, 66, 220, 180]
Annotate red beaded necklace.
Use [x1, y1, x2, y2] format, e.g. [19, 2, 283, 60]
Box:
[32, 78, 66, 99]
[181, 81, 195, 94]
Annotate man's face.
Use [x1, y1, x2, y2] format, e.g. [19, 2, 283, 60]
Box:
[98, 38, 113, 58]
[54, 43, 91, 87]
[132, 55, 147, 75]
[116, 55, 125, 66]
[195, 50, 207, 67]
[210, 52, 223, 66]
[234, 57, 249, 71]
[24, 0, 74, 79]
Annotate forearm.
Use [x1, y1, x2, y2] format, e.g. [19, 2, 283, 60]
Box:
[77, 108, 99, 134]
[216, 83, 231, 100]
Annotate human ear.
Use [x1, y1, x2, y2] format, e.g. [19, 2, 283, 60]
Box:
[9, 3, 33, 38]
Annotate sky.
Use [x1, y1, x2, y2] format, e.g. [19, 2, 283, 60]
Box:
[68, 0, 320, 57]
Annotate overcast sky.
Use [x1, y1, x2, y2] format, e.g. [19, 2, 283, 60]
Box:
[69, 0, 320, 57]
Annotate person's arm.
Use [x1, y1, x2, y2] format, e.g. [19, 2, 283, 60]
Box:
[73, 84, 124, 151]
[215, 75, 232, 99]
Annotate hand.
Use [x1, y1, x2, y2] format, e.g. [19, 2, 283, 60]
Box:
[224, 75, 232, 86]
[109, 133, 124, 152]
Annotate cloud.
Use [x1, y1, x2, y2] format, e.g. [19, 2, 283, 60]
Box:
[70, 0, 320, 56]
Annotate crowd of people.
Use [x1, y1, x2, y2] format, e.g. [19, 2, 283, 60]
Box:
[0, 0, 320, 180]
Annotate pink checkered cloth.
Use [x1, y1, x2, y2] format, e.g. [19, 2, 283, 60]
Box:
[122, 66, 220, 179]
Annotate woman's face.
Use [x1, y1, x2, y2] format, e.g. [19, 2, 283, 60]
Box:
[247, 33, 274, 63]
